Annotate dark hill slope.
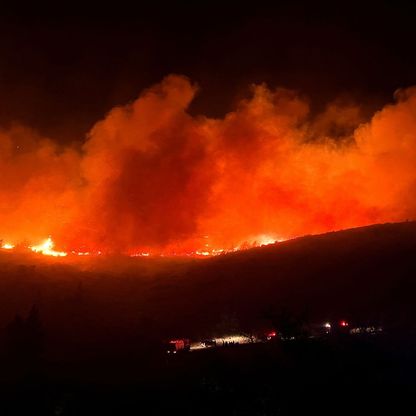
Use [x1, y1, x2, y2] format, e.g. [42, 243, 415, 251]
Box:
[0, 222, 415, 346]
[146, 222, 416, 335]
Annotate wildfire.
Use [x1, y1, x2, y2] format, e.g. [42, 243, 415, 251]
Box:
[249, 235, 282, 247]
[1, 236, 287, 259]
[128, 234, 285, 258]
[30, 237, 67, 257]
[1, 243, 15, 250]
[2, 76, 416, 255]
[130, 252, 150, 257]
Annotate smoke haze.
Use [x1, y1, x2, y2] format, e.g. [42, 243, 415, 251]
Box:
[1, 75, 416, 254]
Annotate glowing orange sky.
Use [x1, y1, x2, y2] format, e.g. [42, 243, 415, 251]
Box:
[1, 76, 416, 255]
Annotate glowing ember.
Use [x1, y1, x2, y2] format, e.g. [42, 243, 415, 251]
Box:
[71, 251, 92, 256]
[30, 237, 67, 257]
[195, 250, 210, 256]
[1, 243, 15, 250]
[246, 235, 282, 247]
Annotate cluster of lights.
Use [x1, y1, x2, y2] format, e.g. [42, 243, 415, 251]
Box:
[266, 331, 277, 340]
[323, 321, 349, 331]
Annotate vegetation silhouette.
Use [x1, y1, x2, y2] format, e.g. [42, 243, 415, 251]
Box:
[6, 305, 44, 374]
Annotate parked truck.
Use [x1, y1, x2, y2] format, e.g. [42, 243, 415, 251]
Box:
[165, 339, 191, 354]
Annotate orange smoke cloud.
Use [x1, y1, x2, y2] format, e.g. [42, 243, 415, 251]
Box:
[1, 75, 416, 255]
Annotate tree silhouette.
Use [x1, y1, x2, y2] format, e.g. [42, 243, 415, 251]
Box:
[269, 308, 309, 339]
[5, 305, 44, 372]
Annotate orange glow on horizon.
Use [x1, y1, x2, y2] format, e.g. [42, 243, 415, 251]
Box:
[0, 234, 285, 259]
[1, 76, 416, 255]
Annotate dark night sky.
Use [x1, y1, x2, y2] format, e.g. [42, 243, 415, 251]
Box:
[1, 1, 416, 142]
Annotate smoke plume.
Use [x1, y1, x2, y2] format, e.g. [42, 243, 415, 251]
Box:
[1, 75, 416, 254]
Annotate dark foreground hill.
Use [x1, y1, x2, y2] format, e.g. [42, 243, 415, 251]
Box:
[167, 220, 416, 336]
[1, 222, 416, 415]
[0, 221, 415, 356]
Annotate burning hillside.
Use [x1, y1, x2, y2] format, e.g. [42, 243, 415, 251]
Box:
[1, 76, 416, 257]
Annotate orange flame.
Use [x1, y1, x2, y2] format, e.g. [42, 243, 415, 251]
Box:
[1, 76, 416, 257]
[1, 243, 15, 250]
[30, 237, 67, 257]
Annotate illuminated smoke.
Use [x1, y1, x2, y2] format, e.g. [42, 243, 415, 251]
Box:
[1, 75, 416, 255]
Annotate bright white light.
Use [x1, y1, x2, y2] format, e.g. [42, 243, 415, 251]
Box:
[195, 250, 210, 256]
[30, 237, 67, 257]
[1, 243, 15, 250]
